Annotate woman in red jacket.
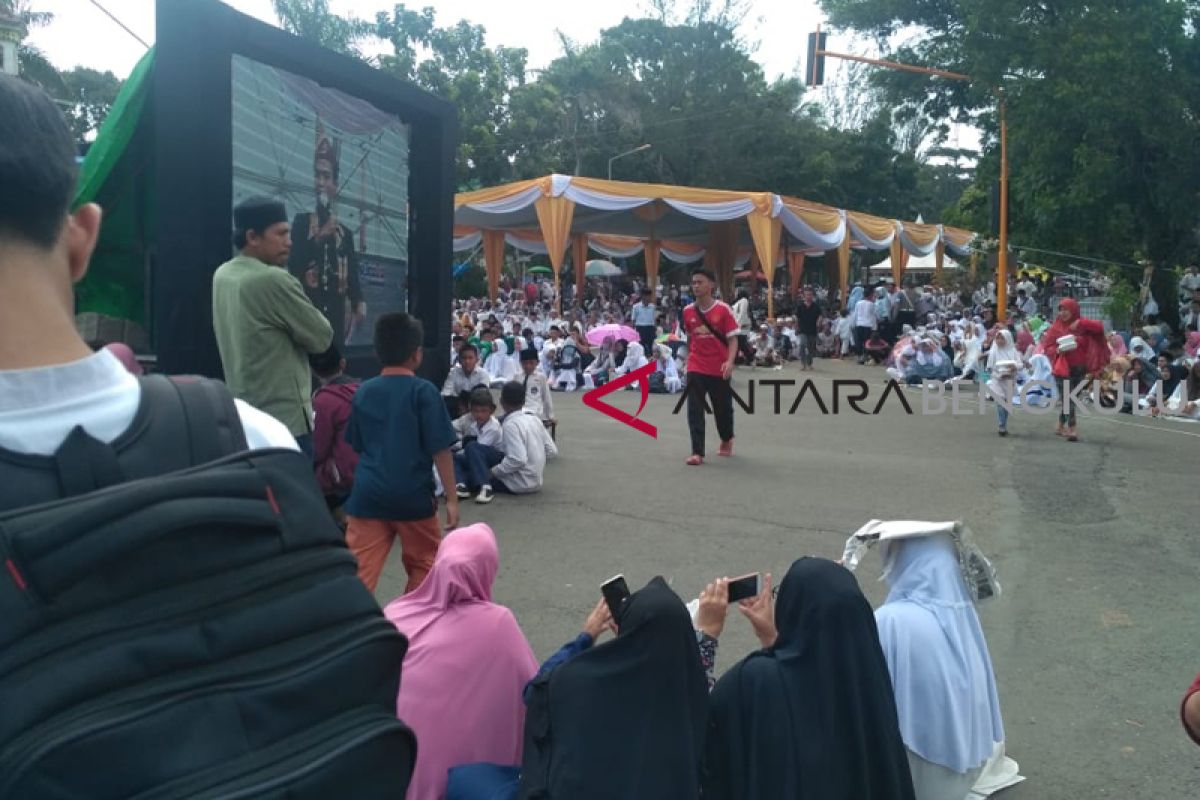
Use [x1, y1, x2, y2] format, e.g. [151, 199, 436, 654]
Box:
[1040, 298, 1109, 441]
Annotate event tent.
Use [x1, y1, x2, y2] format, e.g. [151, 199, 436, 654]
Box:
[869, 250, 962, 275]
[454, 174, 976, 318]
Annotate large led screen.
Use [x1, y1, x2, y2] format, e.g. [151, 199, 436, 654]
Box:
[231, 54, 411, 348]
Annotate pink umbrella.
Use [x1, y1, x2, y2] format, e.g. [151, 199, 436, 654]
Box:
[587, 323, 639, 346]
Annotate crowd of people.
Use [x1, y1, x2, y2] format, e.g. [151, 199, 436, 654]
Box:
[6, 73, 1200, 800]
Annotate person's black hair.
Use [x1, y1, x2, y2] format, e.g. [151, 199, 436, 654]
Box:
[691, 268, 717, 283]
[452, 334, 465, 344]
[482, 328, 496, 337]
[374, 312, 423, 366]
[0, 75, 79, 249]
[459, 343, 479, 358]
[500, 380, 526, 409]
[308, 343, 342, 378]
[522, 327, 534, 337]
[468, 386, 496, 409]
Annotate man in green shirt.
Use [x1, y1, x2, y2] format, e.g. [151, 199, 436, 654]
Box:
[213, 198, 334, 454]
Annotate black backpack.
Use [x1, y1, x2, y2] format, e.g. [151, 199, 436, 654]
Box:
[0, 375, 415, 799]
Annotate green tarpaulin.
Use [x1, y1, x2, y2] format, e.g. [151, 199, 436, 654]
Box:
[73, 48, 155, 324]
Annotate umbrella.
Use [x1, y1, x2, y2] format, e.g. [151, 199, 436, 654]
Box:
[585, 259, 623, 278]
[586, 323, 639, 346]
[527, 265, 553, 274]
[735, 270, 768, 282]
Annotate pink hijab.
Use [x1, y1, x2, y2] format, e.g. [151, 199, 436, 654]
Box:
[1186, 332, 1200, 359]
[1108, 332, 1128, 357]
[384, 524, 537, 800]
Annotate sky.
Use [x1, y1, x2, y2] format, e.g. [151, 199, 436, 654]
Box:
[28, 0, 829, 81]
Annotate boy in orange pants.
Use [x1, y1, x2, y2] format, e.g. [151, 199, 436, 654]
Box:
[344, 312, 458, 593]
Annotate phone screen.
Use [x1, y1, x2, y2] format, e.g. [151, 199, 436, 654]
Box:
[601, 574, 630, 618]
[726, 572, 761, 603]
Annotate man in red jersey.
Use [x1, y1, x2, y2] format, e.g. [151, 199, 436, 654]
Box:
[681, 268, 739, 465]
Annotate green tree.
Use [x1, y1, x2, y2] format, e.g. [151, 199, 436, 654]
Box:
[374, 5, 531, 189]
[1, 0, 65, 94]
[271, 0, 373, 56]
[59, 67, 121, 143]
[819, 0, 1200, 325]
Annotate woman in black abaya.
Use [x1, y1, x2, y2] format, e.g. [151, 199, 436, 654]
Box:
[518, 577, 708, 800]
[703, 557, 915, 800]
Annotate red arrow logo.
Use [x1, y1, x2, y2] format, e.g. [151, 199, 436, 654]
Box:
[582, 362, 659, 438]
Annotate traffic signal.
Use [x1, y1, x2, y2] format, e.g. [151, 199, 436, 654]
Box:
[806, 32, 828, 86]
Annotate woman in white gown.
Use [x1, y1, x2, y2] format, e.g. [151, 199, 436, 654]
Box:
[484, 339, 517, 387]
[652, 344, 683, 393]
[874, 532, 1008, 800]
[615, 341, 649, 389]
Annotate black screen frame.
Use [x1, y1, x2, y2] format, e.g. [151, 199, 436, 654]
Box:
[153, 0, 455, 383]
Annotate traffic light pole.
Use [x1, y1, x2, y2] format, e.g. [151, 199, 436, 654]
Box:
[810, 27, 1010, 321]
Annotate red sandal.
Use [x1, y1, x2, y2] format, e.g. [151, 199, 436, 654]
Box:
[685, 454, 704, 466]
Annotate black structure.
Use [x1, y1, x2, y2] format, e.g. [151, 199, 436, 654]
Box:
[154, 0, 456, 382]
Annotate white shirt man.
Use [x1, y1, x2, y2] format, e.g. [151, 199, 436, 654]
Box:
[853, 297, 878, 329]
[441, 358, 493, 398]
[631, 299, 657, 327]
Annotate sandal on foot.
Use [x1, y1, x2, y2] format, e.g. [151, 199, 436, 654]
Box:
[685, 454, 704, 466]
[718, 439, 734, 457]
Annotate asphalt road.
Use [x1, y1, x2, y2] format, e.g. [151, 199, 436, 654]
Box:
[376, 358, 1200, 799]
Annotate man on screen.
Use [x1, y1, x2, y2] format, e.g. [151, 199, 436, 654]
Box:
[289, 120, 364, 345]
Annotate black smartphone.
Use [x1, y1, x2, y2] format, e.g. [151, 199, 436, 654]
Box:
[726, 572, 762, 604]
[600, 574, 630, 618]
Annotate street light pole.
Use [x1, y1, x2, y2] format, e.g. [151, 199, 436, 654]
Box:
[811, 31, 1012, 320]
[996, 93, 1009, 321]
[607, 143, 652, 181]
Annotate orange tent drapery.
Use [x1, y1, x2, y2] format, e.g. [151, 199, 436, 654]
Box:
[836, 236, 851, 310]
[789, 251, 806, 299]
[746, 214, 782, 319]
[889, 232, 905, 287]
[706, 221, 739, 301]
[482, 230, 506, 303]
[934, 240, 946, 284]
[533, 195, 576, 315]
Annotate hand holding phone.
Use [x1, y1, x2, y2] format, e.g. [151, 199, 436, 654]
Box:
[726, 572, 762, 604]
[600, 574, 630, 620]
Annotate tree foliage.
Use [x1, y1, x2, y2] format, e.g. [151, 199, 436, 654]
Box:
[270, 0, 373, 56]
[820, 0, 1200, 307]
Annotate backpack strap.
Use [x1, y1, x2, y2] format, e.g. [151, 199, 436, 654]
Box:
[141, 376, 249, 465]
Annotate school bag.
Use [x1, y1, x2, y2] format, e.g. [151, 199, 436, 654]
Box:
[0, 375, 415, 799]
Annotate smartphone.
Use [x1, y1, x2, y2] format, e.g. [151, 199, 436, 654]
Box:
[600, 574, 630, 618]
[726, 572, 762, 604]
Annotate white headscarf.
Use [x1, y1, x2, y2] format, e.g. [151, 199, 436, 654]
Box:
[875, 534, 1005, 774]
[1129, 336, 1154, 361]
[620, 341, 648, 374]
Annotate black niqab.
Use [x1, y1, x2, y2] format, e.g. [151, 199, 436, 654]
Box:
[518, 577, 707, 799]
[703, 558, 915, 800]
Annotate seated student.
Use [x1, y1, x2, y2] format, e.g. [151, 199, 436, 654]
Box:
[484, 338, 517, 388]
[518, 348, 556, 433]
[583, 336, 617, 388]
[346, 313, 459, 594]
[864, 330, 892, 365]
[489, 382, 558, 495]
[519, 577, 708, 800]
[1158, 359, 1200, 420]
[702, 559, 915, 800]
[1123, 356, 1161, 412]
[817, 320, 838, 358]
[651, 344, 683, 393]
[551, 336, 581, 391]
[477, 328, 497, 362]
[615, 339, 650, 379]
[450, 334, 466, 366]
[753, 326, 779, 367]
[903, 337, 951, 384]
[310, 345, 360, 518]
[452, 387, 504, 505]
[872, 533, 1008, 800]
[442, 344, 493, 418]
[384, 524, 538, 800]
